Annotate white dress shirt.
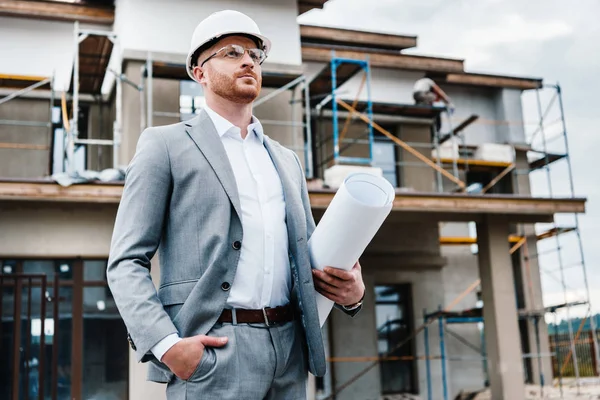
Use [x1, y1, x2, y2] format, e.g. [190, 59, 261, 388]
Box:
[151, 106, 292, 361]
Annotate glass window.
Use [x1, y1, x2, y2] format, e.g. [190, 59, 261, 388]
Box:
[82, 285, 127, 399]
[372, 139, 398, 187]
[375, 284, 417, 394]
[83, 260, 107, 282]
[180, 80, 205, 121]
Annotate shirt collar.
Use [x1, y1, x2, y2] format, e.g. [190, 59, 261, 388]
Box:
[203, 104, 264, 143]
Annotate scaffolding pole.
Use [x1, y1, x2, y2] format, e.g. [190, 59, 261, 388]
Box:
[554, 83, 600, 375]
[67, 21, 121, 175]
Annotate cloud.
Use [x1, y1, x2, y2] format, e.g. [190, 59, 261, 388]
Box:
[464, 15, 573, 47]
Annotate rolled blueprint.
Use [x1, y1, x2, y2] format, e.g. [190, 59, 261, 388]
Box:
[308, 173, 396, 326]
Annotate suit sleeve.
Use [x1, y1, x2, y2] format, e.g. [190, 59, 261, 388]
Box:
[107, 128, 178, 362]
[291, 151, 362, 318]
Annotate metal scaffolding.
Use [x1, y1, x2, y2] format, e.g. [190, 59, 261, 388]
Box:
[140, 55, 314, 177]
[66, 21, 122, 175]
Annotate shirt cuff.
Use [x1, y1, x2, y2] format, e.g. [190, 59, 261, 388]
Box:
[151, 333, 182, 362]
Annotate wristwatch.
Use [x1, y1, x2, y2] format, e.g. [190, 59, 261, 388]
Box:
[342, 292, 365, 311]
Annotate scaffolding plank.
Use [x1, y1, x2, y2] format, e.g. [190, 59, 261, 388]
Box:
[536, 226, 576, 240]
[433, 157, 513, 170]
[440, 227, 576, 246]
[70, 34, 113, 95]
[529, 152, 567, 170]
[0, 74, 50, 90]
[440, 235, 521, 245]
[439, 114, 479, 145]
[308, 62, 362, 103]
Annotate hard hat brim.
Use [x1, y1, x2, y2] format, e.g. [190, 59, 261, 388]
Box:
[185, 31, 272, 82]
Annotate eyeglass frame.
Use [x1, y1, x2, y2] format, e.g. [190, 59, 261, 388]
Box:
[198, 44, 267, 68]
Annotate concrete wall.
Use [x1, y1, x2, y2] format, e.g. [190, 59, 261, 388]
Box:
[0, 16, 110, 92]
[113, 0, 302, 67]
[0, 98, 52, 178]
[0, 203, 116, 257]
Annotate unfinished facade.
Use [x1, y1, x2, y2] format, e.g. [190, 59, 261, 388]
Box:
[0, 1, 595, 400]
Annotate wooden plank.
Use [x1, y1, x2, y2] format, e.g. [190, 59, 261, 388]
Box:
[441, 235, 522, 245]
[0, 182, 587, 218]
[0, 1, 114, 25]
[0, 182, 123, 204]
[444, 73, 542, 90]
[0, 74, 50, 90]
[308, 62, 362, 99]
[529, 152, 566, 170]
[309, 191, 586, 215]
[300, 25, 417, 52]
[441, 227, 576, 245]
[439, 114, 479, 145]
[302, 45, 464, 73]
[70, 35, 113, 95]
[0, 143, 49, 150]
[433, 157, 514, 169]
[298, 0, 328, 15]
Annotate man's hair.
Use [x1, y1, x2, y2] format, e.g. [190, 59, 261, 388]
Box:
[191, 34, 264, 69]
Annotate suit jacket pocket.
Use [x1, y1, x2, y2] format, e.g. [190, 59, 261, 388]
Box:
[158, 279, 198, 319]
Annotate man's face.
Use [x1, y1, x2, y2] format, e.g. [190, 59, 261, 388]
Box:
[194, 35, 263, 104]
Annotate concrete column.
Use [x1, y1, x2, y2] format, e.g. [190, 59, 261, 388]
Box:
[330, 273, 381, 400]
[513, 151, 553, 384]
[398, 124, 436, 192]
[476, 216, 524, 399]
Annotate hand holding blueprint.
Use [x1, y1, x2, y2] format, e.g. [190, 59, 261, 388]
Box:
[308, 173, 395, 326]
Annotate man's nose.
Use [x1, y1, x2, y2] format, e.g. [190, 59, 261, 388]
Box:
[240, 50, 255, 68]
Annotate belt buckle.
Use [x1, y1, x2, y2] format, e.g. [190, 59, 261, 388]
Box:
[262, 307, 271, 326]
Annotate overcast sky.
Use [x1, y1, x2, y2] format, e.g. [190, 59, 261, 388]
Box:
[300, 0, 600, 318]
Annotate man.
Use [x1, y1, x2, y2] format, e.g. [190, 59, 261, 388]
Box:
[412, 77, 452, 107]
[412, 77, 454, 140]
[107, 10, 365, 400]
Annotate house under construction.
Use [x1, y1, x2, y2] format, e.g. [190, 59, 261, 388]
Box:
[0, 1, 597, 400]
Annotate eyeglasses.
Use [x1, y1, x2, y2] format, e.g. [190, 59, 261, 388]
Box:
[200, 44, 267, 67]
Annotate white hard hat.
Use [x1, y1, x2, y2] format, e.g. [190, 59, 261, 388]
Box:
[186, 10, 272, 82]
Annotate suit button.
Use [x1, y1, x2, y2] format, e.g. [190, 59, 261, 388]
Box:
[232, 240, 242, 250]
[127, 333, 137, 351]
[221, 282, 231, 291]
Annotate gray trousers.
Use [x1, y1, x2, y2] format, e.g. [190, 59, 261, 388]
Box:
[166, 319, 308, 400]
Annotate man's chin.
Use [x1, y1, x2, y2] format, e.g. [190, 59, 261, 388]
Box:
[233, 86, 260, 103]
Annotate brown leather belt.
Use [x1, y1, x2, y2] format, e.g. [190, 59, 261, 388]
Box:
[217, 304, 294, 326]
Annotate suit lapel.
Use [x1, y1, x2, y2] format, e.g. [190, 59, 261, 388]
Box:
[264, 138, 302, 244]
[184, 111, 242, 220]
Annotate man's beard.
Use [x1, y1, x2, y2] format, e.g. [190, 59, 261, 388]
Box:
[207, 67, 261, 104]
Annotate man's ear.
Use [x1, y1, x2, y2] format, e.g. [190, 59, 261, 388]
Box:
[193, 66, 207, 84]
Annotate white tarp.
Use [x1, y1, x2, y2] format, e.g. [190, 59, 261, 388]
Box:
[308, 173, 396, 326]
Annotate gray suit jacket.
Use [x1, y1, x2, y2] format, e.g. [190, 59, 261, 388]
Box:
[107, 110, 353, 383]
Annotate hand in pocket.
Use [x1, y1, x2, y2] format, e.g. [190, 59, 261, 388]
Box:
[162, 334, 228, 380]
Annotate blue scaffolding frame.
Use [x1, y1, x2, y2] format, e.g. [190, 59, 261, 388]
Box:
[423, 307, 487, 400]
[329, 54, 374, 166]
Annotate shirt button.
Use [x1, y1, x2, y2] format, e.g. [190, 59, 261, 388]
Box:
[221, 282, 231, 291]
[232, 240, 242, 250]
